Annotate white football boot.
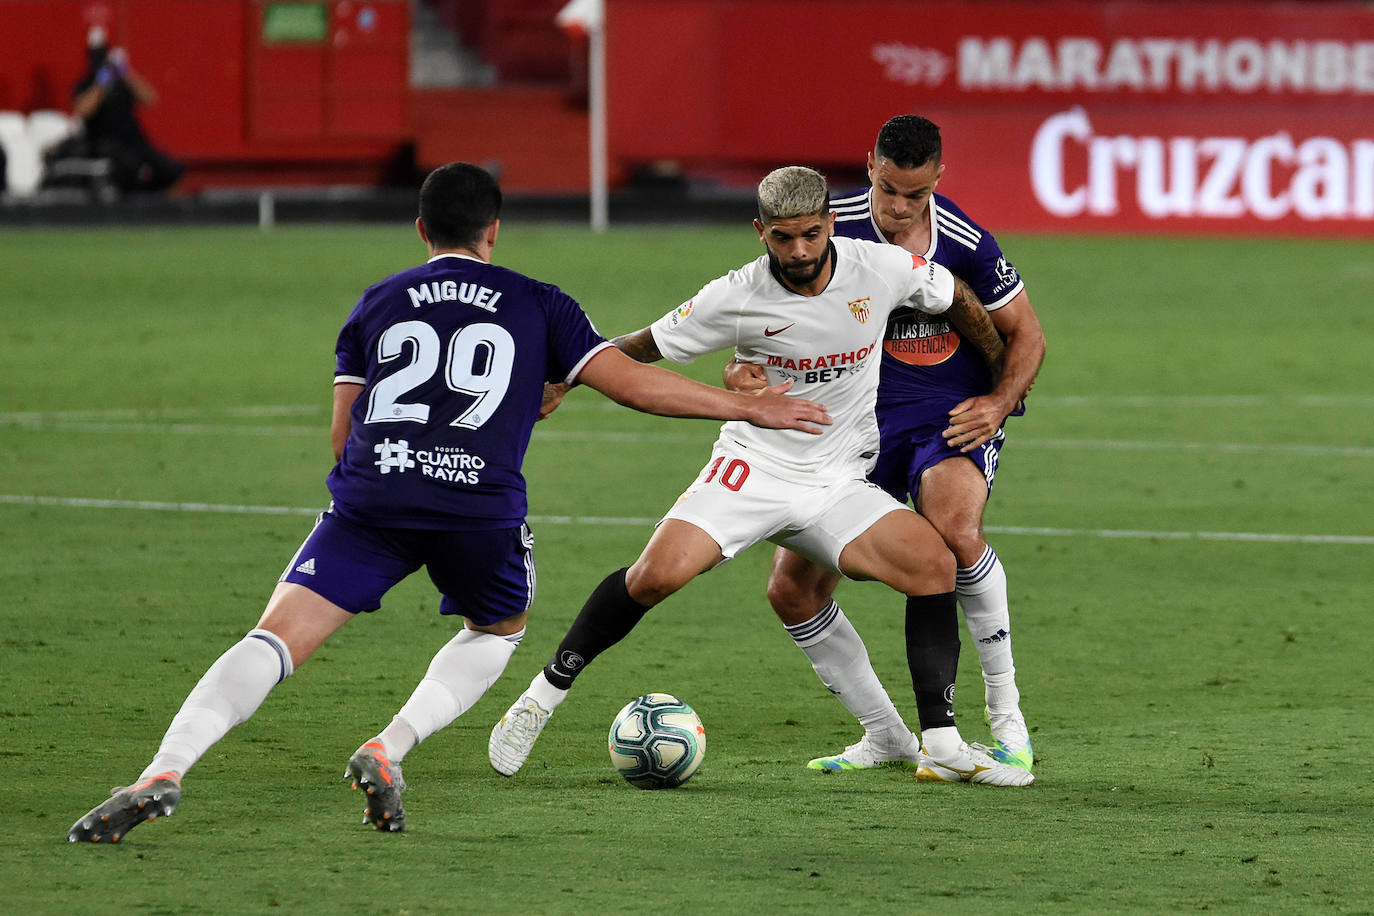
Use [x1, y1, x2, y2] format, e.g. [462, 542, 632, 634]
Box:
[489, 694, 553, 776]
[806, 728, 922, 772]
[917, 741, 1035, 787]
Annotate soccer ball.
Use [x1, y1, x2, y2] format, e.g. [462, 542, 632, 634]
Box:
[607, 693, 706, 789]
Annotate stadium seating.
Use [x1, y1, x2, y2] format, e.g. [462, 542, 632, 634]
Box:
[0, 110, 43, 197]
[424, 0, 570, 83]
[0, 109, 114, 201]
[26, 109, 75, 153]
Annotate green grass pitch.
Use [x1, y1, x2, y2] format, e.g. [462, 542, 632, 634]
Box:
[1, 222, 1372, 913]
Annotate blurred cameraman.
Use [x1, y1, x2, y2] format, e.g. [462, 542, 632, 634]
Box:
[71, 26, 183, 193]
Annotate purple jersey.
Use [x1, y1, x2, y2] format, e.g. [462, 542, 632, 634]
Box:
[328, 253, 610, 529]
[831, 188, 1024, 424]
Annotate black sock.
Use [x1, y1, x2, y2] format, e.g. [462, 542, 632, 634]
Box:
[904, 591, 961, 732]
[542, 567, 651, 690]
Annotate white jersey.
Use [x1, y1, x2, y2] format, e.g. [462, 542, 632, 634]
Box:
[650, 235, 955, 483]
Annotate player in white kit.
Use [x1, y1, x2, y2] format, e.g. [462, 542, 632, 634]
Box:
[489, 166, 1034, 787]
[728, 115, 1046, 772]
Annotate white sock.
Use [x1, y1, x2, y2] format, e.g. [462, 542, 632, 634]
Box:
[920, 724, 963, 759]
[525, 668, 569, 712]
[785, 601, 908, 735]
[141, 628, 293, 781]
[378, 627, 524, 762]
[957, 545, 1021, 714]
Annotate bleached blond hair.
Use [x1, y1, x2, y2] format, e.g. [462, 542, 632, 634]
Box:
[756, 166, 829, 223]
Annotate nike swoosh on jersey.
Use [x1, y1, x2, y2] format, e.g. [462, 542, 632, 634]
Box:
[763, 323, 795, 337]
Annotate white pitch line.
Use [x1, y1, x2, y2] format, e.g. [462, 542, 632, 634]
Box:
[0, 420, 328, 437]
[0, 405, 322, 422]
[2, 412, 1369, 458]
[985, 525, 1374, 545]
[0, 493, 656, 526]
[531, 393, 1374, 411]
[1014, 438, 1374, 458]
[1033, 394, 1374, 408]
[0, 418, 710, 444]
[2, 392, 1372, 427]
[3, 416, 1367, 458]
[0, 494, 318, 517]
[2, 494, 1369, 545]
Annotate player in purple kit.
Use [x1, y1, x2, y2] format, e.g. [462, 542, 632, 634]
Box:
[489, 165, 1034, 788]
[67, 162, 830, 843]
[729, 115, 1046, 772]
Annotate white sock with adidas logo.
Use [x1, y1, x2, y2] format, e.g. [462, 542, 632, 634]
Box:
[957, 545, 1020, 715]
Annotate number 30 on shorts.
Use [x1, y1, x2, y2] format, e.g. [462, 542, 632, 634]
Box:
[704, 456, 750, 492]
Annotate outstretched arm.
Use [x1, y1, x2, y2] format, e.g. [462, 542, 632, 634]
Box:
[541, 326, 680, 419]
[576, 338, 830, 434]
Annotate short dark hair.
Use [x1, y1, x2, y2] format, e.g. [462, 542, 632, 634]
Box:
[875, 115, 942, 170]
[418, 162, 502, 249]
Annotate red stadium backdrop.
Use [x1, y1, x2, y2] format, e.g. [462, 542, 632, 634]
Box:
[605, 0, 1374, 236]
[0, 0, 409, 185]
[1, 0, 1371, 235]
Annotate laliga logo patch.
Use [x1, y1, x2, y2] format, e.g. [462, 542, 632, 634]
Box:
[910, 254, 928, 269]
[848, 296, 872, 324]
[669, 298, 695, 327]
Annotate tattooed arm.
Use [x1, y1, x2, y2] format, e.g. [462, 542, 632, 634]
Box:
[945, 277, 1005, 379]
[611, 327, 664, 363]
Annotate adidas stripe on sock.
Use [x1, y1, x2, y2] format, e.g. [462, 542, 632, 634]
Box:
[956, 545, 1020, 712]
[786, 601, 906, 733]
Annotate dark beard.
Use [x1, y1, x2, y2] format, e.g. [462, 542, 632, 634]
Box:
[768, 240, 832, 290]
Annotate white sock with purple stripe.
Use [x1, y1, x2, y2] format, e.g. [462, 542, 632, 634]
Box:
[956, 545, 1020, 714]
[140, 628, 293, 781]
[784, 601, 909, 736]
[379, 626, 524, 762]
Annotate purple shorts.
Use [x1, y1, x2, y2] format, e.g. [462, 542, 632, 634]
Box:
[279, 510, 535, 625]
[869, 425, 1004, 504]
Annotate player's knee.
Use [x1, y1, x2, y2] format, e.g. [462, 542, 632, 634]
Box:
[894, 539, 956, 595]
[943, 527, 987, 568]
[624, 564, 686, 608]
[765, 574, 825, 622]
[923, 547, 957, 593]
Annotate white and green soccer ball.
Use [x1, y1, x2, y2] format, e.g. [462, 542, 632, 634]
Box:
[607, 693, 706, 789]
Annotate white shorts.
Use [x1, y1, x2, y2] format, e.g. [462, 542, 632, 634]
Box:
[660, 443, 913, 571]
